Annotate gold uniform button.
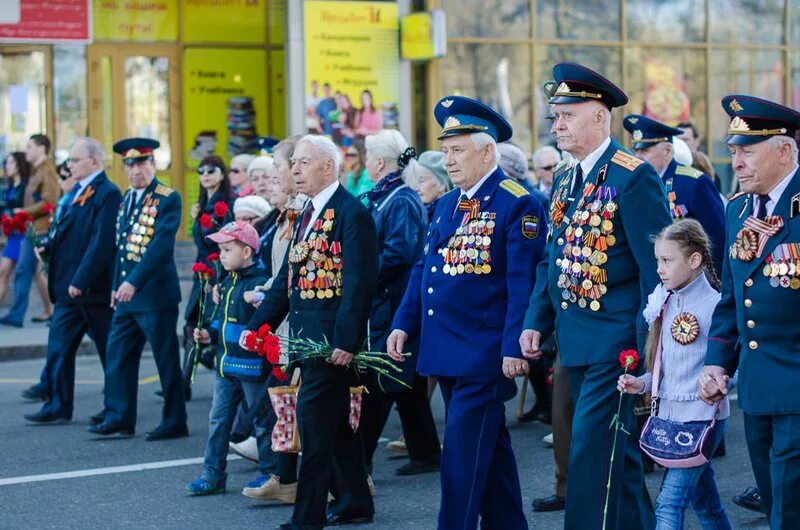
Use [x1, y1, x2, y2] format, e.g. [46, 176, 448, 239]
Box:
[744, 299, 752, 308]
[749, 340, 758, 350]
[745, 278, 754, 287]
[747, 320, 756, 329]
[427, 287, 433, 294]
[427, 309, 434, 316]
[560, 301, 568, 310]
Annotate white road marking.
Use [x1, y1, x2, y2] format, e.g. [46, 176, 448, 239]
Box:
[0, 455, 242, 487]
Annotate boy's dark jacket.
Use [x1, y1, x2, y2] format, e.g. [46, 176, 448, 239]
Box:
[209, 262, 268, 382]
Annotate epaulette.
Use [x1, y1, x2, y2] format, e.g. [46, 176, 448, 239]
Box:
[728, 191, 747, 202]
[154, 184, 175, 196]
[610, 150, 644, 171]
[675, 165, 703, 178]
[552, 158, 571, 179]
[499, 179, 530, 198]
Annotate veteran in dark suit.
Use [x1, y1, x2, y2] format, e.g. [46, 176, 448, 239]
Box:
[245, 134, 378, 530]
[623, 114, 726, 274]
[388, 96, 547, 530]
[700, 95, 800, 529]
[23, 137, 121, 424]
[521, 63, 672, 530]
[88, 138, 187, 441]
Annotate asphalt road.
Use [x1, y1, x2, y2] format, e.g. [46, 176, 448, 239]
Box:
[0, 354, 770, 529]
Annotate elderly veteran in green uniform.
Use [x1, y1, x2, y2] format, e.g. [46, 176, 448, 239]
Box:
[520, 63, 671, 529]
[88, 138, 187, 441]
[699, 95, 800, 529]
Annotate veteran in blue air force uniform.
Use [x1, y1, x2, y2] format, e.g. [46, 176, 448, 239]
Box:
[700, 95, 800, 529]
[623, 114, 726, 274]
[88, 138, 188, 441]
[520, 63, 672, 530]
[388, 96, 547, 530]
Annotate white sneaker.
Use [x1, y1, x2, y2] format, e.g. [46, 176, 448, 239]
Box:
[386, 436, 408, 455]
[542, 433, 553, 448]
[242, 475, 296, 503]
[229, 436, 259, 463]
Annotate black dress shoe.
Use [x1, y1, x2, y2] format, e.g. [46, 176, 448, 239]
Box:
[21, 385, 47, 401]
[89, 410, 105, 425]
[24, 410, 70, 424]
[87, 422, 135, 437]
[531, 495, 565, 512]
[395, 456, 441, 476]
[145, 424, 189, 441]
[326, 513, 374, 526]
[155, 385, 192, 401]
[276, 523, 295, 530]
[733, 486, 763, 513]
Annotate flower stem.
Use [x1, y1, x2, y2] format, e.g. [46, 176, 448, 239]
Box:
[602, 366, 629, 530]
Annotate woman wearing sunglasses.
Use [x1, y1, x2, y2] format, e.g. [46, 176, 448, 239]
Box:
[182, 155, 236, 399]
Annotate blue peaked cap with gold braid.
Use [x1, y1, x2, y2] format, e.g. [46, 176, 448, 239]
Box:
[434, 95, 513, 143]
[622, 114, 684, 151]
[722, 94, 800, 146]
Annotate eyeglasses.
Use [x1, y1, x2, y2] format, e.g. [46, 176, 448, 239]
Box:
[535, 164, 556, 172]
[344, 152, 358, 158]
[197, 165, 221, 175]
[238, 215, 259, 223]
[229, 168, 242, 174]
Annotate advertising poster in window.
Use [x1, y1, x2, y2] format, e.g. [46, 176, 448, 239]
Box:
[0, 0, 91, 43]
[93, 0, 178, 42]
[304, 1, 399, 147]
[182, 48, 268, 222]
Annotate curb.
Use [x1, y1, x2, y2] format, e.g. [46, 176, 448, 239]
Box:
[0, 334, 182, 363]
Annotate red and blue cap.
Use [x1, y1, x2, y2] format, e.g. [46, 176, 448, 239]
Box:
[113, 137, 160, 166]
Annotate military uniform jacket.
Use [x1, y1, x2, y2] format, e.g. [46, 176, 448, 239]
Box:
[524, 138, 672, 366]
[113, 177, 182, 314]
[662, 159, 726, 273]
[392, 167, 547, 378]
[246, 185, 378, 356]
[46, 171, 122, 305]
[706, 169, 800, 414]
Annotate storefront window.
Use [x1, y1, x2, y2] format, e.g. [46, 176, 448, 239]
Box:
[710, 0, 785, 44]
[535, 46, 623, 148]
[627, 0, 705, 42]
[124, 56, 171, 170]
[537, 0, 621, 41]
[0, 50, 46, 161]
[439, 43, 531, 151]
[441, 0, 530, 39]
[53, 46, 88, 163]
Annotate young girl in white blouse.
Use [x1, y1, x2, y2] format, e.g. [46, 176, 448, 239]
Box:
[618, 219, 732, 530]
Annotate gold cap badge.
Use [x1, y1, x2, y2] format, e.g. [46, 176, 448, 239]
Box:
[555, 82, 571, 96]
[627, 117, 639, 124]
[729, 99, 743, 113]
[632, 130, 643, 140]
[443, 116, 461, 129]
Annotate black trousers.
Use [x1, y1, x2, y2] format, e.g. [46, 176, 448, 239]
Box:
[292, 362, 373, 529]
[361, 372, 441, 473]
[40, 302, 112, 418]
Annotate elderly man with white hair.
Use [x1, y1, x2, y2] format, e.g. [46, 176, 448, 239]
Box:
[244, 134, 378, 528]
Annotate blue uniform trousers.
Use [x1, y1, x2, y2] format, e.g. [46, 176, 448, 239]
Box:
[102, 308, 186, 430]
[40, 302, 111, 418]
[438, 376, 527, 530]
[743, 413, 800, 529]
[565, 361, 655, 530]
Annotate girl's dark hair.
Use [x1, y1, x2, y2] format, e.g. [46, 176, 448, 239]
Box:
[6, 152, 31, 184]
[198, 154, 234, 208]
[645, 219, 719, 372]
[360, 89, 376, 112]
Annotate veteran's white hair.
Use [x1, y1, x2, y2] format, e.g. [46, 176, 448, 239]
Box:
[469, 132, 501, 164]
[71, 136, 106, 165]
[767, 135, 799, 162]
[299, 134, 341, 176]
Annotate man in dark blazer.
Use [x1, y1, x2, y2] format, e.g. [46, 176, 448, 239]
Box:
[88, 137, 187, 441]
[244, 134, 378, 530]
[24, 137, 121, 424]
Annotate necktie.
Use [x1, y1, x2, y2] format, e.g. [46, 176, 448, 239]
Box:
[126, 191, 140, 219]
[756, 194, 770, 220]
[569, 164, 583, 200]
[296, 203, 315, 241]
[61, 184, 81, 218]
[453, 193, 468, 221]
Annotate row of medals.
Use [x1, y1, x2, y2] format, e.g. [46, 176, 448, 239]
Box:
[120, 197, 158, 262]
[763, 244, 800, 290]
[297, 252, 343, 299]
[440, 215, 496, 276]
[555, 187, 618, 311]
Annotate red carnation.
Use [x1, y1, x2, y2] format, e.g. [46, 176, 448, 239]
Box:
[42, 203, 55, 215]
[199, 213, 214, 229]
[213, 201, 229, 219]
[243, 331, 259, 352]
[206, 252, 220, 262]
[12, 211, 32, 234]
[191, 262, 205, 274]
[272, 365, 288, 381]
[261, 335, 282, 364]
[257, 323, 272, 340]
[618, 349, 640, 371]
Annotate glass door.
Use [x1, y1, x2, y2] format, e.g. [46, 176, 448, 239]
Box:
[88, 44, 182, 194]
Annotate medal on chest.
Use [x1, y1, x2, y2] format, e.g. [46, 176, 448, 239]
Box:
[730, 215, 784, 262]
[763, 243, 800, 289]
[288, 208, 343, 299]
[670, 312, 700, 345]
[442, 211, 495, 276]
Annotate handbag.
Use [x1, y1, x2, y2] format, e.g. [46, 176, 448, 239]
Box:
[639, 295, 720, 468]
[268, 368, 367, 453]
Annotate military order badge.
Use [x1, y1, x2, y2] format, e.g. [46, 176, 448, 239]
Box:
[671, 312, 700, 345]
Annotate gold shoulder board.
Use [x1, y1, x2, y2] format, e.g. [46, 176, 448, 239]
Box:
[610, 150, 644, 171]
[552, 158, 570, 178]
[154, 184, 175, 196]
[675, 165, 703, 178]
[499, 179, 530, 198]
[728, 191, 747, 202]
